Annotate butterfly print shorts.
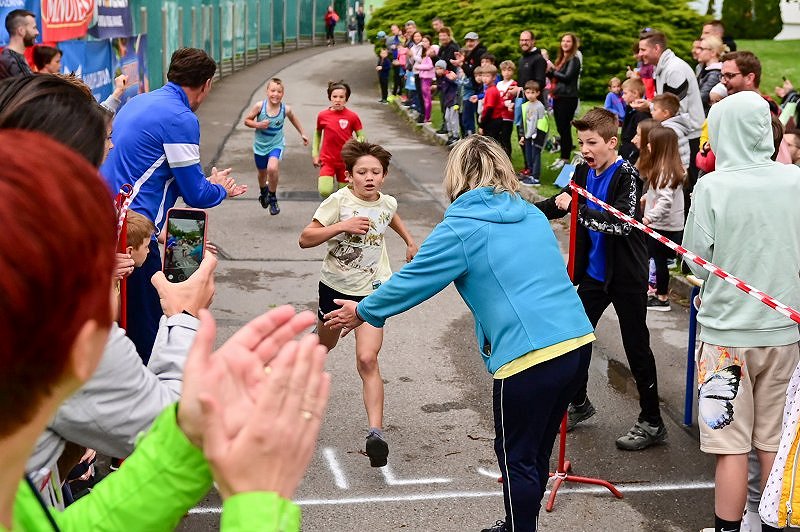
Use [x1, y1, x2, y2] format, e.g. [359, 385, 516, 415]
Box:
[697, 342, 799, 454]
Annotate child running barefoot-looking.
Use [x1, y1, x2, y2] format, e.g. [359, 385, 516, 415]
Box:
[313, 81, 365, 198]
[299, 140, 417, 467]
[244, 78, 308, 215]
[639, 126, 685, 311]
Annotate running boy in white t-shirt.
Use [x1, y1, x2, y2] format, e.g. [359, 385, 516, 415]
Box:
[244, 78, 308, 215]
[299, 139, 417, 467]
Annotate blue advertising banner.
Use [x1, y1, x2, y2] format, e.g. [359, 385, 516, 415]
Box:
[90, 0, 133, 39]
[112, 34, 148, 104]
[59, 40, 114, 102]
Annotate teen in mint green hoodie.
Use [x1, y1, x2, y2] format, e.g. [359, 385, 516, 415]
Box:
[683, 90, 800, 532]
[324, 136, 595, 532]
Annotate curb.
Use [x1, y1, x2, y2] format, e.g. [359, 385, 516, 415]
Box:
[388, 98, 448, 146]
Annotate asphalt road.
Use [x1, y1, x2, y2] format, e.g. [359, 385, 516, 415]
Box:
[175, 43, 716, 532]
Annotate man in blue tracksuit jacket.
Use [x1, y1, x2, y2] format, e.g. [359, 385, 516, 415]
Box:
[323, 136, 594, 532]
[102, 48, 245, 362]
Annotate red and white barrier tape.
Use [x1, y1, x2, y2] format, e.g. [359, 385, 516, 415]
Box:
[115, 184, 133, 242]
[568, 181, 800, 325]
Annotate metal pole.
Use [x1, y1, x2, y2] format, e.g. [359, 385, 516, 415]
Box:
[311, 0, 316, 46]
[256, 0, 261, 60]
[282, 0, 287, 53]
[218, 4, 224, 78]
[191, 6, 197, 48]
[296, 0, 300, 49]
[177, 7, 184, 48]
[139, 6, 147, 34]
[161, 7, 168, 85]
[243, 3, 248, 66]
[208, 5, 214, 64]
[269, 0, 274, 57]
[684, 285, 701, 427]
[231, 3, 237, 72]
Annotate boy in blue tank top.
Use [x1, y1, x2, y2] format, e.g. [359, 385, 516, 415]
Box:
[244, 78, 308, 215]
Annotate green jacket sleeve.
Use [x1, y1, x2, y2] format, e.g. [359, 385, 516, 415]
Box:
[221, 492, 301, 531]
[54, 404, 212, 531]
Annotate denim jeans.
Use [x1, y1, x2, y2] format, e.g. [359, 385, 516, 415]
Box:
[523, 138, 543, 179]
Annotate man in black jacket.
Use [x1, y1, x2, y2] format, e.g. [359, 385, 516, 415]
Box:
[458, 32, 486, 136]
[515, 30, 548, 170]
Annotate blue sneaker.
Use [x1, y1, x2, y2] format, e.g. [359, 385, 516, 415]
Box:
[267, 193, 280, 215]
[520, 177, 538, 187]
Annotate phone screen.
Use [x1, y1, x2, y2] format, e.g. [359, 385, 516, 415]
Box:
[163, 209, 206, 283]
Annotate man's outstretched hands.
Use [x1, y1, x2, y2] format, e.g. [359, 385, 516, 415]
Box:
[209, 166, 247, 198]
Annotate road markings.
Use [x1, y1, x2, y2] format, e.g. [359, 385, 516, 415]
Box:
[187, 480, 716, 514]
[322, 447, 349, 490]
[379, 464, 451, 486]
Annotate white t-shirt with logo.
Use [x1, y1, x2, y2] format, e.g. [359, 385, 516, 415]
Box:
[313, 187, 397, 296]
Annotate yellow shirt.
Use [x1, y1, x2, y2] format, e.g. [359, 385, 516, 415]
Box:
[493, 333, 596, 379]
[313, 187, 397, 296]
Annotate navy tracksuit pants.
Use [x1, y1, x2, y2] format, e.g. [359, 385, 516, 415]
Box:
[493, 347, 588, 531]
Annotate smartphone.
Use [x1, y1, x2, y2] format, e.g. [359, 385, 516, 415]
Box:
[162, 208, 207, 283]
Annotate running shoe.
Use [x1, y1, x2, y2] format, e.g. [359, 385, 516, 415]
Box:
[646, 296, 670, 311]
[267, 193, 280, 215]
[566, 399, 596, 432]
[258, 193, 269, 209]
[481, 520, 508, 532]
[549, 159, 567, 170]
[615, 420, 667, 451]
[520, 177, 538, 187]
[365, 430, 389, 467]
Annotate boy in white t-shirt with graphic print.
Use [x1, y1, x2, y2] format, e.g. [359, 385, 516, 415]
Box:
[299, 139, 417, 467]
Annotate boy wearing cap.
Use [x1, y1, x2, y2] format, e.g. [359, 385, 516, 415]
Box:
[376, 48, 392, 103]
[435, 59, 460, 144]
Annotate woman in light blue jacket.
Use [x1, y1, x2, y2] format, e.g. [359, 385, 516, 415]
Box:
[325, 135, 595, 532]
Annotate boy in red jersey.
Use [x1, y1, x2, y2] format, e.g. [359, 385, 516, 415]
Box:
[478, 65, 504, 149]
[313, 81, 366, 198]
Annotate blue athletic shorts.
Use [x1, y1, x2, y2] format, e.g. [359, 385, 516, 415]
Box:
[254, 147, 284, 169]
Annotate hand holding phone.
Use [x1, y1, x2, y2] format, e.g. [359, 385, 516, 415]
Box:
[152, 251, 217, 316]
[163, 208, 208, 283]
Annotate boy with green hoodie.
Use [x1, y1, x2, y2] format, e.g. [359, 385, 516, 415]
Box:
[683, 90, 800, 532]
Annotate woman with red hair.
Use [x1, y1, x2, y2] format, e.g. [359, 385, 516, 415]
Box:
[0, 130, 330, 530]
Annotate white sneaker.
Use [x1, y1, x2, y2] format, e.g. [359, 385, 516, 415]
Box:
[550, 159, 566, 170]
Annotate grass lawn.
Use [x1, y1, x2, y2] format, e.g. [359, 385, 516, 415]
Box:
[736, 39, 800, 95]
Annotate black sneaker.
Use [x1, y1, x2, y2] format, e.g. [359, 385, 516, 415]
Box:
[566, 399, 596, 432]
[267, 193, 280, 215]
[365, 431, 388, 467]
[436, 126, 448, 134]
[258, 193, 269, 209]
[646, 296, 671, 312]
[481, 519, 507, 532]
[615, 420, 667, 450]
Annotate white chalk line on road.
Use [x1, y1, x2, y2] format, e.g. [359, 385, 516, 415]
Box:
[187, 480, 715, 514]
[322, 447, 349, 490]
[380, 464, 451, 486]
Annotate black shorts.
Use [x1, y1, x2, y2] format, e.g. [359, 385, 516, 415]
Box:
[318, 282, 365, 321]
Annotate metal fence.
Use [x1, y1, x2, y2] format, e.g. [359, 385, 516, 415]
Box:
[128, 0, 343, 88]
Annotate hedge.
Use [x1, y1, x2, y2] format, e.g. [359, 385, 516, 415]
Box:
[366, 0, 705, 100]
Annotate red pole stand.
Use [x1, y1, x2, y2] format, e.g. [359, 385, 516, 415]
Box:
[545, 185, 623, 512]
[114, 185, 133, 329]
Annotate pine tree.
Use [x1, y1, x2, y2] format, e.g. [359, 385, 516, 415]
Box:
[722, 0, 754, 38]
[752, 0, 783, 39]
